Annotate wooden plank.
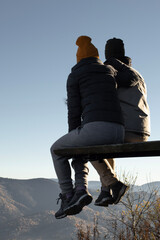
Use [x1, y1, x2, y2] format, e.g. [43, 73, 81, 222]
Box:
[54, 141, 160, 159]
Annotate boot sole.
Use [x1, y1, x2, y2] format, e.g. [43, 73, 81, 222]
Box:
[65, 194, 93, 215]
[94, 196, 115, 207]
[94, 201, 109, 207]
[55, 212, 67, 219]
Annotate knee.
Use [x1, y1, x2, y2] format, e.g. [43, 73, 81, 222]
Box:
[50, 143, 56, 156]
[50, 145, 53, 156]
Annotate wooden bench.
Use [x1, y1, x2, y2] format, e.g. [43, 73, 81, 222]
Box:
[54, 141, 160, 160]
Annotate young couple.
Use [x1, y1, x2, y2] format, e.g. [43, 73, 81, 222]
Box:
[50, 36, 150, 219]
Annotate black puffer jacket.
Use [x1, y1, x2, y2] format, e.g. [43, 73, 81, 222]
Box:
[67, 57, 124, 132]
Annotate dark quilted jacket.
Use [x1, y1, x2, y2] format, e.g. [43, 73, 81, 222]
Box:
[67, 57, 124, 132]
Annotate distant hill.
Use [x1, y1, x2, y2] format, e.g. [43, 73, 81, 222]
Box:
[0, 177, 159, 240]
[133, 181, 160, 194]
[0, 178, 59, 222]
[0, 177, 108, 240]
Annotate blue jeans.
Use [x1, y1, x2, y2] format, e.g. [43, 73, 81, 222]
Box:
[50, 121, 124, 194]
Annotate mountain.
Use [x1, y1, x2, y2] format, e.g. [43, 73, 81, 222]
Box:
[133, 181, 160, 194]
[0, 177, 109, 240]
[0, 178, 59, 222]
[88, 179, 160, 194]
[0, 177, 159, 240]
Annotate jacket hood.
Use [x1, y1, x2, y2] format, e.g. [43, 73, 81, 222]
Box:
[105, 56, 132, 67]
[116, 56, 132, 66]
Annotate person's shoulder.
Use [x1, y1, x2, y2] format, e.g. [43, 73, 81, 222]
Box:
[130, 66, 144, 80]
[104, 63, 116, 70]
[103, 62, 117, 75]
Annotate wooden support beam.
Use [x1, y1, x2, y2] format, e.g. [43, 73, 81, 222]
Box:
[54, 141, 160, 160]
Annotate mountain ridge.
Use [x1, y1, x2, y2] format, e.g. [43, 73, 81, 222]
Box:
[0, 177, 159, 240]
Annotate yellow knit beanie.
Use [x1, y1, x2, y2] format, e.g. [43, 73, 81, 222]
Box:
[76, 36, 99, 63]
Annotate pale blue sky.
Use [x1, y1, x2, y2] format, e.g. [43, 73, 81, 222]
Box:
[0, 0, 160, 185]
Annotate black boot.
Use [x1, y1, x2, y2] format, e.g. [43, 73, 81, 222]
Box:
[110, 181, 129, 204]
[65, 189, 92, 215]
[94, 188, 114, 206]
[55, 193, 72, 219]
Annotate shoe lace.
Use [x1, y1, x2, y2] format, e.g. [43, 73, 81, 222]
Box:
[56, 193, 64, 205]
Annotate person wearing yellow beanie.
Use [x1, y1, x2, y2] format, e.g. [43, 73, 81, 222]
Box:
[50, 35, 127, 219]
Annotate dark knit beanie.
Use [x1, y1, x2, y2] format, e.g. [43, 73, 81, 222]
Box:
[105, 38, 125, 59]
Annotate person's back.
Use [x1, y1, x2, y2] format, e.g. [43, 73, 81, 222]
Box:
[117, 67, 150, 137]
[67, 57, 123, 132]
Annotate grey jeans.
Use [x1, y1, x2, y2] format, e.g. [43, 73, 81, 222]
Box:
[50, 121, 124, 194]
[92, 131, 149, 189]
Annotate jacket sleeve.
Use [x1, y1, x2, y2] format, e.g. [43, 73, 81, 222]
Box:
[67, 74, 81, 132]
[105, 58, 140, 87]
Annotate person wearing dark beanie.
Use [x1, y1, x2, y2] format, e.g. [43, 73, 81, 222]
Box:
[92, 37, 150, 207]
[50, 36, 127, 219]
[105, 37, 132, 66]
[105, 38, 125, 59]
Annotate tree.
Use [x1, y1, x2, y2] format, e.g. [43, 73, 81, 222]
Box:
[75, 214, 102, 240]
[75, 175, 160, 240]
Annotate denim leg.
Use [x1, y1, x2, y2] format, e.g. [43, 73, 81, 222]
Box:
[50, 122, 124, 194]
[50, 127, 91, 194]
[51, 145, 73, 194]
[71, 158, 89, 189]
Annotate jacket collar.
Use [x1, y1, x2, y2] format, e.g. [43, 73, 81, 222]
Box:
[72, 57, 103, 72]
[104, 56, 132, 67]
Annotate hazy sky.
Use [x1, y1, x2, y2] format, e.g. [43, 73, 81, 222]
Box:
[1, 0, 160, 185]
